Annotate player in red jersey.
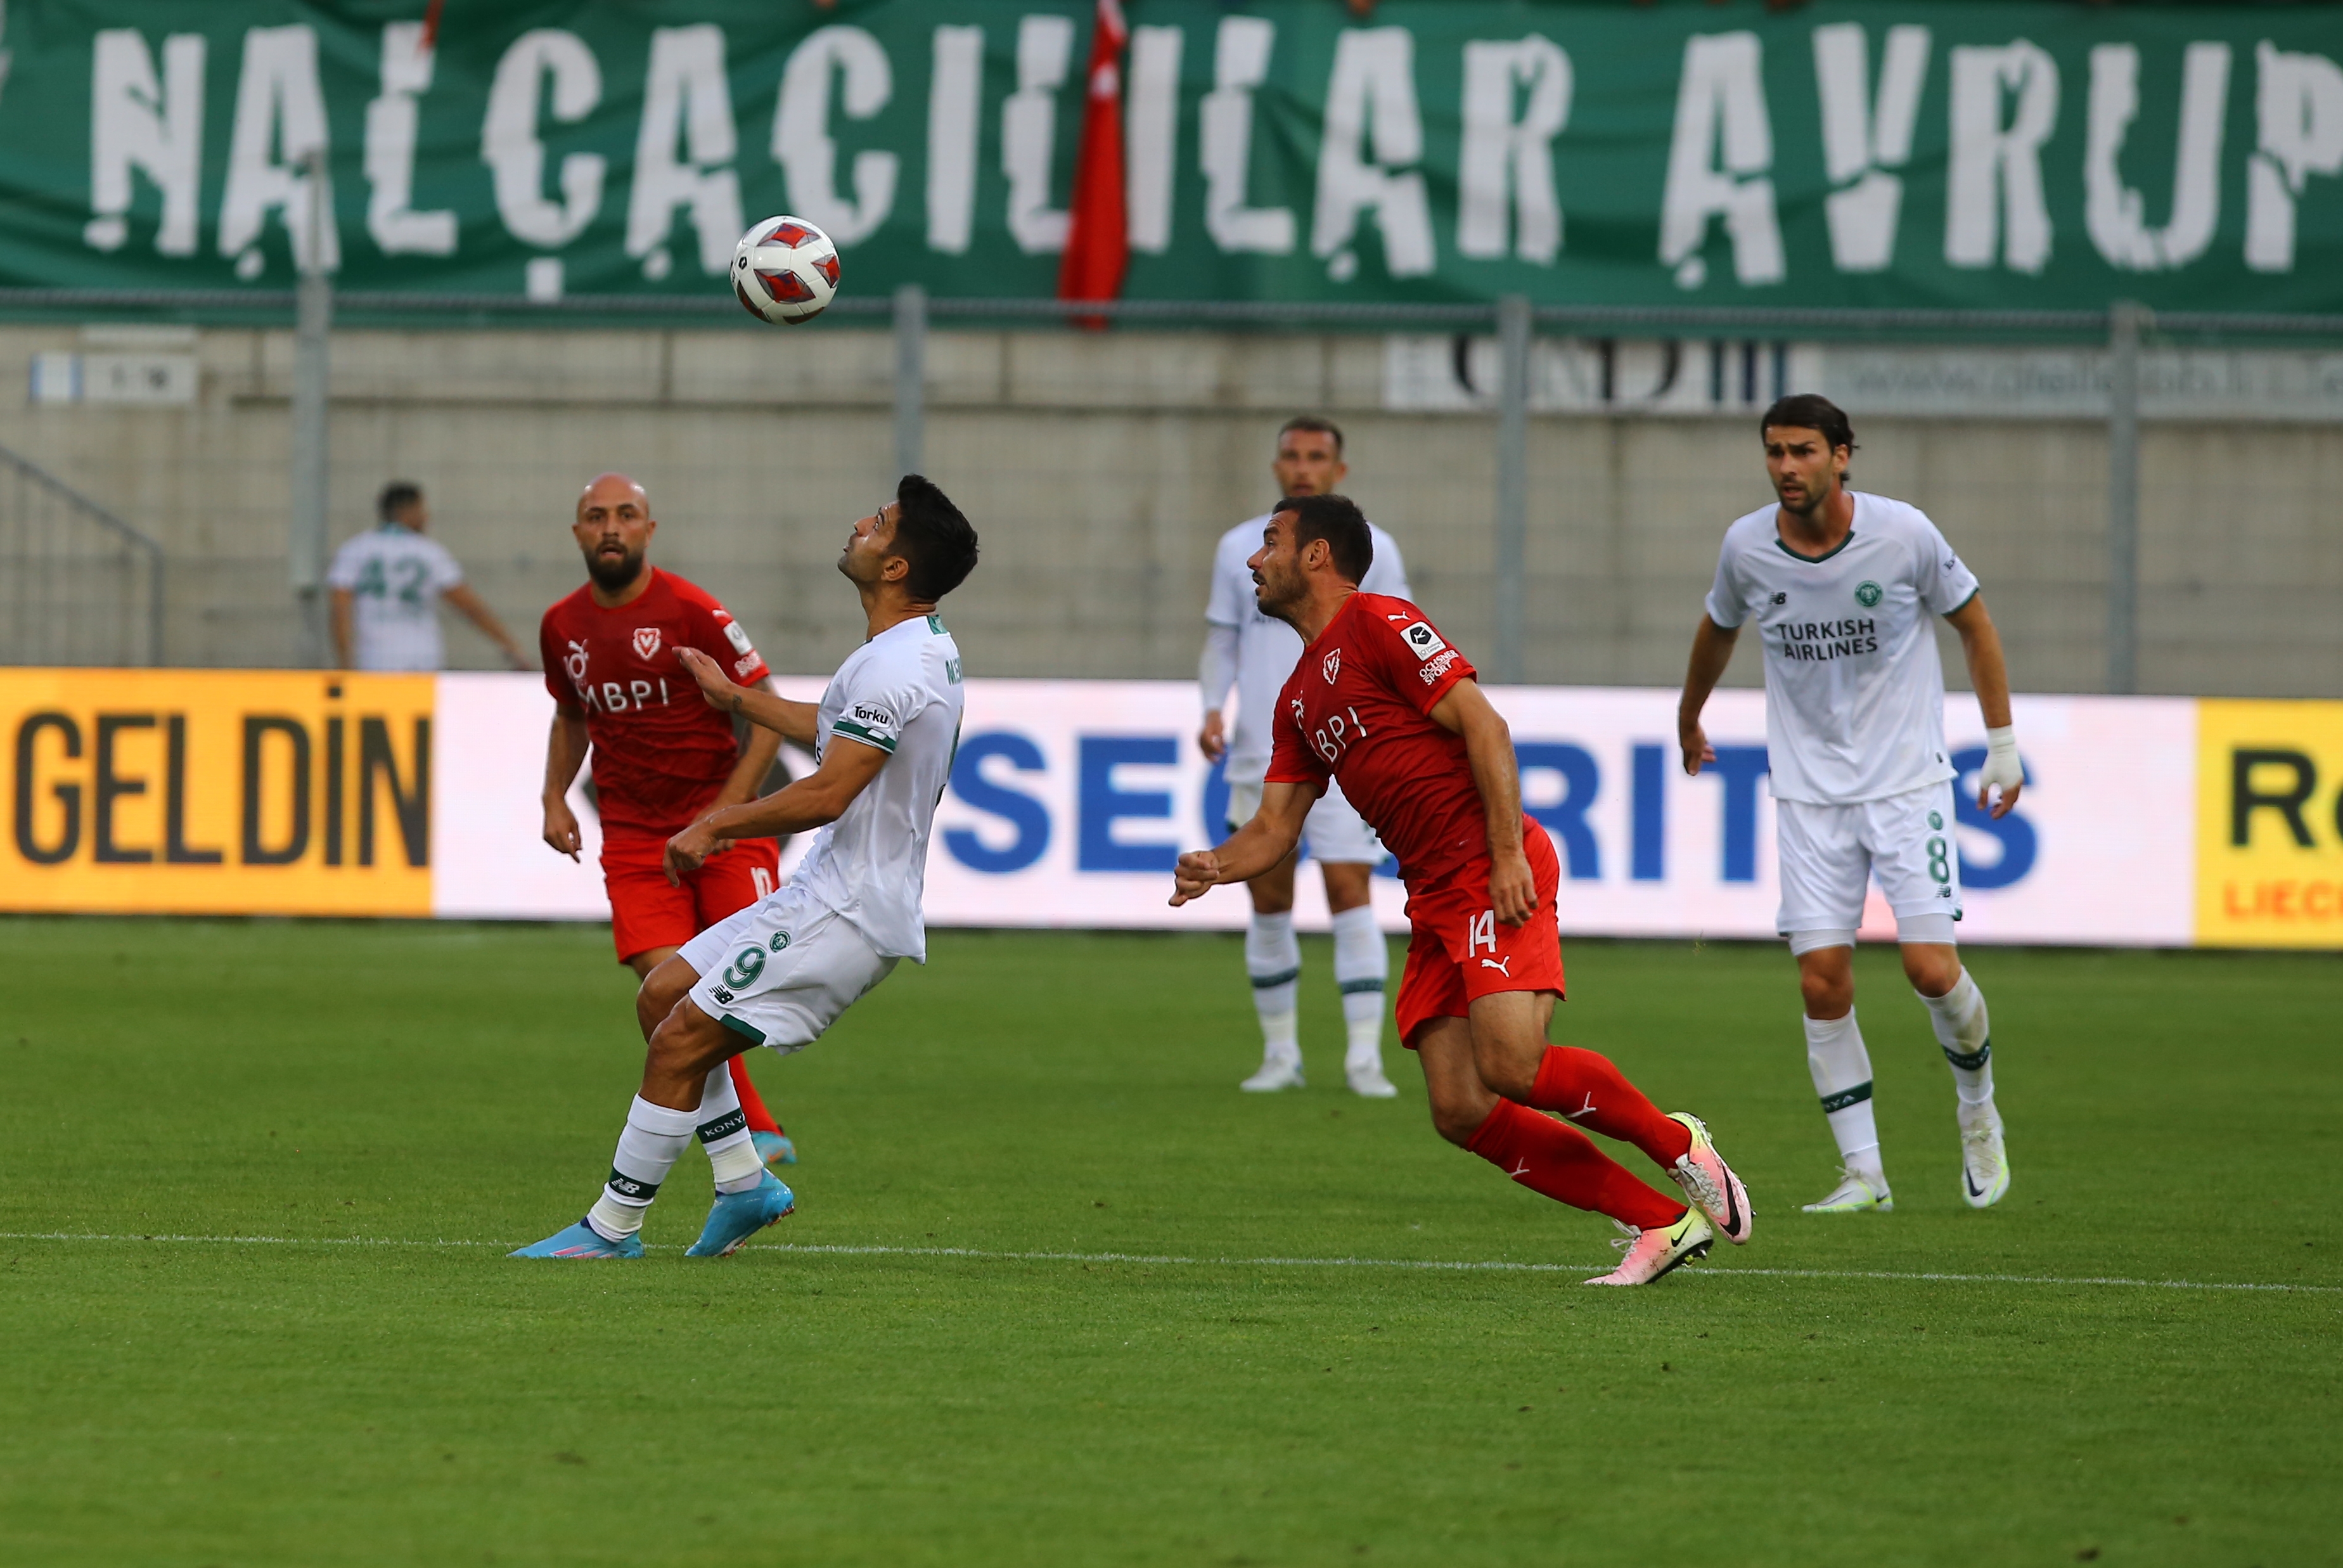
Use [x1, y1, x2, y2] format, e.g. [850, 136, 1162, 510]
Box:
[539, 473, 795, 1167]
[1172, 494, 1755, 1285]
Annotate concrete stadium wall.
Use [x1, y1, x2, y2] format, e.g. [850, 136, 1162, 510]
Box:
[1, 321, 2337, 698]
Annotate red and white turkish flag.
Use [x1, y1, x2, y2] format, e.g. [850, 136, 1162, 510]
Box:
[1056, 0, 1129, 323]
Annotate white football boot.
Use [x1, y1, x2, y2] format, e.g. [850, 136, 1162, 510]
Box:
[1240, 1051, 1306, 1092]
[1584, 1207, 1714, 1287]
[1802, 1167, 1894, 1214]
[1345, 1050, 1399, 1098]
[1958, 1103, 2010, 1208]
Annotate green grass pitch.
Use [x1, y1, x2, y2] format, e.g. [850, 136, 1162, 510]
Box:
[1, 917, 2336, 1566]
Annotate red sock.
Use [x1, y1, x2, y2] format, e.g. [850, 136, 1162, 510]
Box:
[1465, 1102, 1687, 1230]
[1527, 1047, 1692, 1167]
[728, 1056, 783, 1136]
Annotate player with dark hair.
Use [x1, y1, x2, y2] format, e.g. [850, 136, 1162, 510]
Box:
[517, 475, 979, 1259]
[1200, 416, 1411, 1097]
[537, 472, 798, 1170]
[328, 480, 529, 672]
[1174, 494, 1753, 1286]
[1678, 395, 2022, 1214]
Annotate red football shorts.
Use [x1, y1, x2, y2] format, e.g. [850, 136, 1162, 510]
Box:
[600, 828, 782, 964]
[1394, 827, 1565, 1048]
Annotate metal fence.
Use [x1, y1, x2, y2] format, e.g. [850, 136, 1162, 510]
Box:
[3, 285, 2342, 695]
[0, 435, 164, 667]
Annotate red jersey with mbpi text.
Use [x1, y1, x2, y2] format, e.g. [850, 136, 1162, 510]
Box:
[539, 568, 771, 835]
[1264, 591, 1488, 892]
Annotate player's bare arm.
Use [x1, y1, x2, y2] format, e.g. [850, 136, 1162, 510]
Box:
[541, 707, 591, 861]
[664, 737, 890, 884]
[676, 645, 820, 749]
[1676, 615, 1740, 776]
[1945, 593, 2024, 818]
[1426, 680, 1534, 925]
[1170, 781, 1319, 906]
[444, 582, 531, 670]
[1197, 709, 1228, 764]
[330, 587, 356, 669]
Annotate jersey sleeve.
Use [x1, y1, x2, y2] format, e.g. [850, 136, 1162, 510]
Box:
[1914, 516, 1982, 615]
[1203, 531, 1250, 628]
[1702, 534, 1749, 629]
[324, 538, 364, 590]
[425, 539, 465, 594]
[826, 655, 929, 756]
[1263, 679, 1329, 786]
[689, 597, 771, 686]
[1361, 527, 1412, 600]
[1368, 603, 1476, 714]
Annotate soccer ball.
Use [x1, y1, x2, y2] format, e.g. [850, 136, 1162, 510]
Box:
[731, 215, 840, 326]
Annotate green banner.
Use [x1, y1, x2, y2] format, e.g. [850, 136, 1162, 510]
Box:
[4, 1, 2342, 311]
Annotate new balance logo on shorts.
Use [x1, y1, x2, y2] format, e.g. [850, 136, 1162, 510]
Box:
[710, 984, 736, 1004]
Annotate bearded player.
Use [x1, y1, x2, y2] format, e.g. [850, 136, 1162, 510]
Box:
[517, 475, 977, 1259]
[539, 473, 796, 1169]
[1678, 395, 2021, 1215]
[1173, 495, 1753, 1286]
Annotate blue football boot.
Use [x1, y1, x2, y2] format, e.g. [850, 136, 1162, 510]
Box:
[686, 1171, 797, 1257]
[752, 1129, 799, 1167]
[510, 1219, 645, 1259]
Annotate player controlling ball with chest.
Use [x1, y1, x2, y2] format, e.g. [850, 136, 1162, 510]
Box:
[517, 475, 979, 1260]
[1172, 495, 1755, 1285]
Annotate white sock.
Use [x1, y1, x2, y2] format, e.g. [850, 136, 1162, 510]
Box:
[1246, 911, 1302, 1062]
[586, 1096, 699, 1240]
[1805, 1012, 1885, 1185]
[693, 1065, 767, 1194]
[1919, 970, 1996, 1108]
[1329, 905, 1388, 1064]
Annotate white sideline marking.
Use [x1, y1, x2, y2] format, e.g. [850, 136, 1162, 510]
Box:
[1, 1231, 2335, 1295]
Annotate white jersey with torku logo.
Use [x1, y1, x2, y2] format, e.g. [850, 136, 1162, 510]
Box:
[1704, 491, 1981, 806]
[1204, 515, 1410, 785]
[326, 524, 465, 671]
[788, 613, 965, 962]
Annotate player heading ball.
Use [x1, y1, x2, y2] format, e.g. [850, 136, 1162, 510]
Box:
[1172, 494, 1754, 1286]
[517, 475, 979, 1260]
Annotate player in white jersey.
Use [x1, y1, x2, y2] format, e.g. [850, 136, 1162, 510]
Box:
[515, 475, 979, 1259]
[1676, 396, 2024, 1214]
[1200, 416, 1409, 1098]
[326, 481, 529, 671]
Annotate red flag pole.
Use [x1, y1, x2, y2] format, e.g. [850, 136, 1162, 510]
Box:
[1056, 0, 1129, 330]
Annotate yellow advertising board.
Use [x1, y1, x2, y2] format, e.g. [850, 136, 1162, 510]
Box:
[2194, 699, 2343, 948]
[2, 669, 435, 916]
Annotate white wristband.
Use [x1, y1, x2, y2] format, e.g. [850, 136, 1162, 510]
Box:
[1980, 725, 2022, 792]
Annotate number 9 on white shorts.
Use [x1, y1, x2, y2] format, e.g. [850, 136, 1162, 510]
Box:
[679, 884, 897, 1054]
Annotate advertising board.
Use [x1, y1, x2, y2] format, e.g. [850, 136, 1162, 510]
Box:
[6, 669, 2269, 949]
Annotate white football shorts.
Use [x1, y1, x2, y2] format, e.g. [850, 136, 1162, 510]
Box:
[1775, 779, 1963, 940]
[680, 882, 897, 1055]
[1226, 776, 1387, 864]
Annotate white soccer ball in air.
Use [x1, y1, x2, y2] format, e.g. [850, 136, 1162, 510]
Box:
[731, 215, 840, 326]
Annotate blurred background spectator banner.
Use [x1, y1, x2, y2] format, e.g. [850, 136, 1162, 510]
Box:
[5, 1, 2343, 312]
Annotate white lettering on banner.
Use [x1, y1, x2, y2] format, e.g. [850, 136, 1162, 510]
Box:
[2246, 42, 2343, 273]
[1456, 35, 1571, 264]
[924, 25, 984, 254]
[1945, 41, 2060, 274]
[1126, 26, 1184, 254]
[2084, 41, 2229, 273]
[1313, 28, 1436, 280]
[365, 22, 458, 257]
[1812, 23, 1930, 274]
[423, 675, 2197, 948]
[626, 25, 742, 280]
[1003, 15, 1074, 254]
[772, 25, 899, 247]
[1659, 32, 1784, 290]
[483, 30, 606, 250]
[218, 25, 338, 278]
[87, 30, 208, 257]
[1202, 16, 1295, 255]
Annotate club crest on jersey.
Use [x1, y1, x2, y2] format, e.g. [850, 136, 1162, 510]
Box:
[632, 627, 663, 660]
[1322, 649, 1342, 684]
[1399, 621, 1447, 662]
[1854, 581, 1884, 608]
